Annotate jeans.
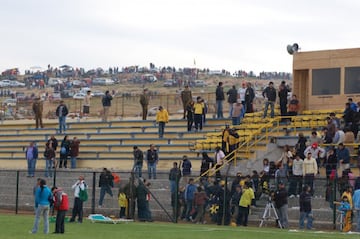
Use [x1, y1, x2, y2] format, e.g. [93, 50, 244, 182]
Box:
[263, 101, 275, 118]
[170, 180, 177, 194]
[45, 159, 53, 178]
[148, 163, 157, 179]
[27, 158, 37, 177]
[134, 163, 143, 177]
[232, 117, 240, 125]
[356, 210, 360, 232]
[229, 103, 233, 118]
[158, 122, 165, 138]
[32, 205, 49, 234]
[99, 185, 113, 206]
[70, 156, 77, 169]
[299, 211, 313, 229]
[58, 116, 66, 133]
[216, 100, 223, 118]
[276, 204, 288, 228]
[185, 199, 193, 220]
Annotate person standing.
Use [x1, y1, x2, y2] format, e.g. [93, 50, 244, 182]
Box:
[156, 106, 169, 138]
[69, 137, 80, 169]
[59, 135, 70, 168]
[186, 100, 194, 131]
[55, 101, 69, 134]
[169, 162, 182, 195]
[262, 81, 276, 118]
[238, 82, 247, 117]
[182, 155, 192, 184]
[352, 184, 360, 232]
[274, 181, 289, 229]
[200, 152, 213, 178]
[288, 154, 303, 198]
[193, 97, 204, 132]
[214, 146, 225, 181]
[237, 181, 254, 226]
[98, 168, 114, 208]
[32, 97, 43, 128]
[244, 82, 255, 114]
[231, 99, 243, 125]
[44, 142, 55, 178]
[69, 175, 86, 223]
[184, 178, 197, 221]
[51, 186, 69, 234]
[302, 152, 318, 195]
[278, 81, 290, 121]
[139, 88, 149, 120]
[215, 82, 225, 119]
[102, 90, 113, 122]
[299, 185, 313, 230]
[192, 187, 208, 224]
[82, 90, 92, 119]
[30, 179, 52, 234]
[26, 141, 38, 177]
[146, 144, 159, 179]
[181, 85, 192, 119]
[337, 143, 351, 176]
[227, 85, 238, 118]
[133, 146, 144, 177]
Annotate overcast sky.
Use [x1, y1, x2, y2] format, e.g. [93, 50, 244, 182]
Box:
[0, 0, 359, 74]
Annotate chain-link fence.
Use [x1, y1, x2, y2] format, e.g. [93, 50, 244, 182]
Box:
[0, 168, 352, 229]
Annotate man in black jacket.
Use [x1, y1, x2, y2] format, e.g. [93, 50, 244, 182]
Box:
[216, 82, 225, 119]
[274, 181, 288, 229]
[55, 101, 69, 133]
[98, 168, 114, 208]
[262, 81, 276, 118]
[299, 185, 313, 230]
[102, 91, 113, 122]
[227, 85, 237, 118]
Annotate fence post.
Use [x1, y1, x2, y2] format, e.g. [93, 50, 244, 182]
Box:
[15, 170, 19, 214]
[91, 172, 96, 214]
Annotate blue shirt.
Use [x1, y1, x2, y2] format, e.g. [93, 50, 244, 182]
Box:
[353, 189, 360, 210]
[34, 186, 52, 208]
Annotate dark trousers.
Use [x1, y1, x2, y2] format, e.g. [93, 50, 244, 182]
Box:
[35, 114, 43, 128]
[55, 210, 66, 233]
[142, 106, 148, 120]
[70, 197, 83, 222]
[237, 206, 249, 226]
[59, 154, 67, 168]
[119, 207, 126, 218]
[187, 117, 193, 131]
[280, 101, 287, 116]
[288, 175, 302, 196]
[304, 174, 315, 195]
[194, 114, 202, 130]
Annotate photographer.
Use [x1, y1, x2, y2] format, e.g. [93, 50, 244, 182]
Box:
[274, 181, 288, 229]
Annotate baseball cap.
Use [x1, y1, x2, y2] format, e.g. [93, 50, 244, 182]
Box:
[311, 143, 318, 148]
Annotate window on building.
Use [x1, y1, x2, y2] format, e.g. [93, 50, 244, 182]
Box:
[345, 67, 360, 94]
[312, 68, 340, 95]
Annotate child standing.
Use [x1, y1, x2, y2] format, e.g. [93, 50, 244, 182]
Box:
[118, 188, 127, 218]
[334, 195, 352, 232]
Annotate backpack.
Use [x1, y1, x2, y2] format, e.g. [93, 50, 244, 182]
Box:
[79, 186, 88, 202]
[60, 146, 67, 155]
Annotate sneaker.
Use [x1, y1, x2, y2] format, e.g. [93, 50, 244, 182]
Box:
[289, 194, 295, 199]
[296, 194, 300, 198]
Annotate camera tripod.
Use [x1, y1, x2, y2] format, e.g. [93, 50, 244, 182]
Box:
[259, 197, 282, 228]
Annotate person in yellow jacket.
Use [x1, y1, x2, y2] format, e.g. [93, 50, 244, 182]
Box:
[156, 106, 169, 138]
[118, 188, 128, 218]
[237, 181, 254, 226]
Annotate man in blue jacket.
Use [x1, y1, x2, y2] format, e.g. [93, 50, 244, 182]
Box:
[337, 143, 350, 176]
[26, 141, 38, 177]
[184, 178, 197, 221]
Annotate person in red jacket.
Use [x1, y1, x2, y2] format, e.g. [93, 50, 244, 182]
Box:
[51, 187, 69, 234]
